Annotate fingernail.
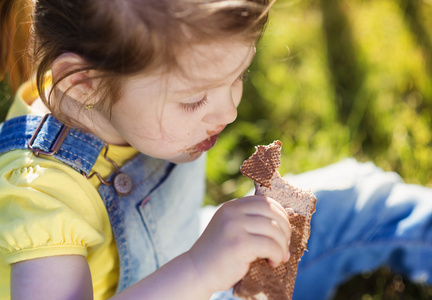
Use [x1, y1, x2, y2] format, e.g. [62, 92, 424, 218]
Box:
[268, 260, 276, 267]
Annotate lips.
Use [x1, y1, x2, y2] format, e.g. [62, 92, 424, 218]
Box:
[184, 125, 226, 155]
[193, 134, 219, 152]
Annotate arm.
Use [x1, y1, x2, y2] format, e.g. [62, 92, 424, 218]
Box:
[11, 255, 93, 300]
[11, 195, 291, 300]
[11, 252, 212, 300]
[116, 195, 292, 299]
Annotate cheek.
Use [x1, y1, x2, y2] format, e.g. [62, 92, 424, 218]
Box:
[232, 84, 244, 107]
[110, 106, 164, 141]
[157, 106, 203, 139]
[158, 120, 197, 141]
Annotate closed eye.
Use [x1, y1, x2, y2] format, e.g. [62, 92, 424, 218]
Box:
[180, 96, 209, 112]
[179, 70, 249, 113]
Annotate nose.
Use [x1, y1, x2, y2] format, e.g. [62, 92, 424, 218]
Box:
[202, 90, 240, 125]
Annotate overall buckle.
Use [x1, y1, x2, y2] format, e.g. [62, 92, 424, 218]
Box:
[27, 114, 70, 156]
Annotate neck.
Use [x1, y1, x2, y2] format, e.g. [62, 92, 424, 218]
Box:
[42, 89, 128, 145]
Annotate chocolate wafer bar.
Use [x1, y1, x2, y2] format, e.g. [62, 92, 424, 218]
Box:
[233, 141, 316, 300]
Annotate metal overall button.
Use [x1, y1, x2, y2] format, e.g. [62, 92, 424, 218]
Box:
[113, 172, 133, 196]
[82, 145, 133, 196]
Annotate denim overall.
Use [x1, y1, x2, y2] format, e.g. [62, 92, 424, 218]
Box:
[99, 148, 205, 292]
[0, 114, 206, 294]
[3, 115, 432, 300]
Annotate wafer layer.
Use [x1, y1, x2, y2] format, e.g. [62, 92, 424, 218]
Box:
[233, 141, 316, 300]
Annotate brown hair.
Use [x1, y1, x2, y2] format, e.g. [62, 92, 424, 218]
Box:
[32, 0, 273, 123]
[0, 0, 33, 94]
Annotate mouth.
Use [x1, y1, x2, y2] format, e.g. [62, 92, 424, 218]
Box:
[182, 125, 226, 156]
[192, 134, 219, 152]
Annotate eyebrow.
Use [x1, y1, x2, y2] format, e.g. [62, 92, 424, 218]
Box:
[169, 66, 251, 96]
[170, 49, 256, 96]
[170, 83, 215, 96]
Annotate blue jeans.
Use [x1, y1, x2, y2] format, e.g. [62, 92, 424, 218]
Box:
[209, 159, 432, 300]
[290, 159, 432, 299]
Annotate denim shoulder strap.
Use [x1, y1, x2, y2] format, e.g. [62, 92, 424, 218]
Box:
[0, 114, 105, 174]
[99, 153, 205, 292]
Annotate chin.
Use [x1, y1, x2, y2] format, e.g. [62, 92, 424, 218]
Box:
[167, 151, 203, 164]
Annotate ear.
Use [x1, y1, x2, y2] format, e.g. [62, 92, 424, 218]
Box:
[51, 53, 96, 104]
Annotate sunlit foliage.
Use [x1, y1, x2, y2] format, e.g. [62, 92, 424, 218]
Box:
[206, 0, 432, 205]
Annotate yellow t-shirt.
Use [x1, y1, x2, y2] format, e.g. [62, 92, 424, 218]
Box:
[0, 80, 138, 299]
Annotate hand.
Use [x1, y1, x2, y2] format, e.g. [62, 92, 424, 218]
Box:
[187, 195, 292, 293]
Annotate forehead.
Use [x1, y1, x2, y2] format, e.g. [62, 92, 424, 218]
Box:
[170, 41, 256, 93]
[123, 41, 255, 96]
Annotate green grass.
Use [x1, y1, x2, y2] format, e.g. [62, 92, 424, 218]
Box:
[0, 80, 13, 122]
[334, 267, 432, 300]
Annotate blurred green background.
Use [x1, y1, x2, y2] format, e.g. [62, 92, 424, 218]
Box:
[207, 0, 432, 204]
[205, 0, 432, 298]
[1, 0, 432, 298]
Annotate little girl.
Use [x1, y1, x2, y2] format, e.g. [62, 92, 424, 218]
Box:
[3, 1, 432, 300]
[0, 0, 292, 299]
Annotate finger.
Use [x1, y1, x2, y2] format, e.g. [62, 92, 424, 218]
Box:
[239, 195, 285, 217]
[248, 234, 287, 267]
[240, 196, 292, 244]
[242, 215, 290, 260]
[253, 190, 289, 217]
[266, 199, 292, 244]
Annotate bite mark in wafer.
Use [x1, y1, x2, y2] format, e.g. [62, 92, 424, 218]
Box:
[233, 141, 317, 300]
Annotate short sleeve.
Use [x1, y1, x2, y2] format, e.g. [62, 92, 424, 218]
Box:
[0, 150, 109, 265]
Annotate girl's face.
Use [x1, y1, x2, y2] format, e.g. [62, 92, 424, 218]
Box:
[96, 41, 255, 163]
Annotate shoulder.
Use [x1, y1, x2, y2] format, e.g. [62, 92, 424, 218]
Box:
[0, 149, 110, 264]
[0, 149, 95, 195]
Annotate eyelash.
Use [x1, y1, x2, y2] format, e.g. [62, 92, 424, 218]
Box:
[180, 96, 209, 113]
[180, 71, 250, 113]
